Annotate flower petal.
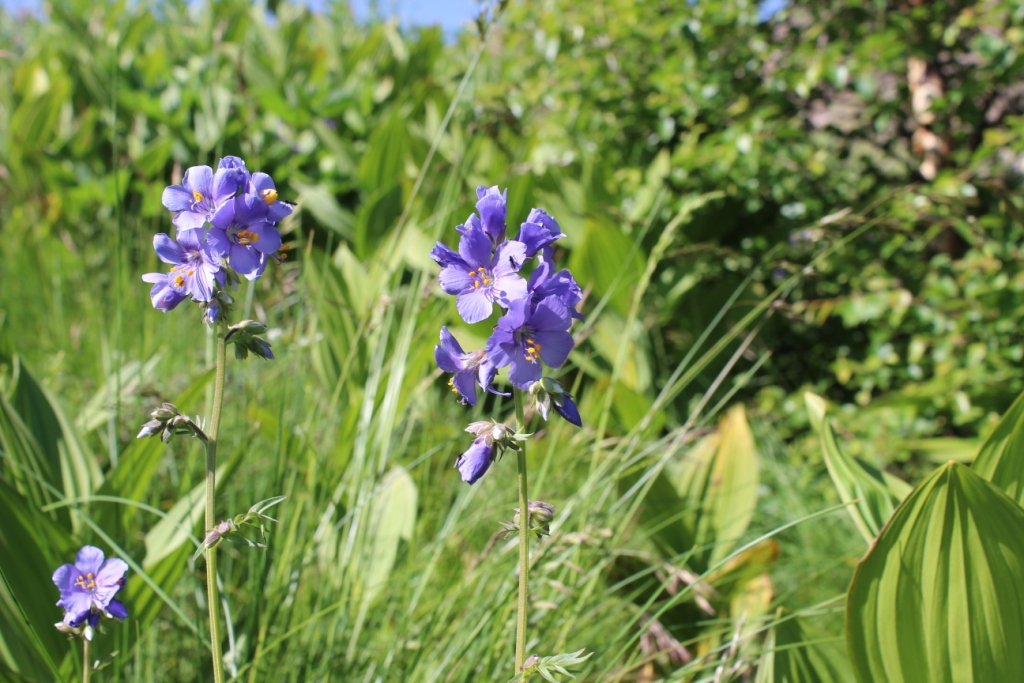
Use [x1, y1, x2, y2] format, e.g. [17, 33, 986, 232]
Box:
[161, 185, 193, 213]
[453, 370, 478, 405]
[509, 355, 542, 389]
[458, 225, 492, 268]
[438, 264, 474, 295]
[75, 546, 105, 575]
[206, 227, 231, 257]
[530, 296, 571, 333]
[230, 243, 260, 277]
[153, 234, 185, 265]
[553, 395, 582, 427]
[213, 167, 244, 202]
[533, 329, 574, 369]
[182, 165, 213, 198]
[456, 288, 493, 324]
[105, 598, 129, 620]
[435, 328, 466, 373]
[175, 228, 205, 253]
[490, 272, 528, 308]
[248, 222, 282, 254]
[172, 210, 208, 231]
[492, 240, 527, 276]
[455, 439, 494, 484]
[52, 564, 77, 592]
[475, 185, 507, 244]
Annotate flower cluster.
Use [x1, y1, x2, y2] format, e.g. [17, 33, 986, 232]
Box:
[143, 156, 291, 322]
[432, 187, 583, 483]
[52, 546, 128, 641]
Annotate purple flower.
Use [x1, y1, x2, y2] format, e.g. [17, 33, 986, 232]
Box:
[162, 164, 246, 231]
[52, 546, 128, 639]
[553, 393, 582, 426]
[486, 296, 574, 389]
[436, 228, 528, 324]
[208, 193, 282, 281]
[250, 172, 293, 223]
[516, 208, 562, 259]
[528, 261, 584, 320]
[434, 327, 507, 405]
[473, 185, 508, 246]
[455, 438, 495, 484]
[141, 229, 222, 311]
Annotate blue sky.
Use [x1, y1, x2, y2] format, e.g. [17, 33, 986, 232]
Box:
[2, 0, 784, 27]
[1, 0, 483, 30]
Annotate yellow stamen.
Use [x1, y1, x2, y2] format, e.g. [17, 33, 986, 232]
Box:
[173, 275, 185, 288]
[447, 377, 459, 394]
[482, 278, 491, 285]
[473, 281, 480, 289]
[192, 190, 205, 203]
[187, 269, 195, 276]
[261, 188, 279, 205]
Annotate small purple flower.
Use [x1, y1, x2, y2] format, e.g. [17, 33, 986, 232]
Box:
[553, 393, 582, 426]
[486, 296, 574, 389]
[474, 185, 508, 246]
[516, 208, 562, 259]
[208, 193, 282, 281]
[528, 261, 584, 320]
[162, 164, 246, 231]
[52, 546, 128, 639]
[455, 438, 495, 484]
[434, 327, 507, 405]
[250, 172, 293, 223]
[141, 229, 222, 311]
[436, 228, 528, 324]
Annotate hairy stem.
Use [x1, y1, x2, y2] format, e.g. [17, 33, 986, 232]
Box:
[205, 323, 228, 683]
[82, 637, 90, 683]
[514, 389, 530, 672]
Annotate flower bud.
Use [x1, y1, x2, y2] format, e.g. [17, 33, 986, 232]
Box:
[513, 500, 555, 536]
[226, 320, 275, 360]
[529, 378, 581, 426]
[136, 402, 208, 442]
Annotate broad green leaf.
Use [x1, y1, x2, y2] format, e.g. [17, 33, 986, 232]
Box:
[0, 479, 75, 681]
[756, 612, 854, 683]
[1, 357, 100, 531]
[358, 465, 417, 609]
[632, 405, 759, 572]
[705, 405, 760, 565]
[972, 387, 1024, 505]
[847, 462, 1024, 683]
[804, 392, 904, 544]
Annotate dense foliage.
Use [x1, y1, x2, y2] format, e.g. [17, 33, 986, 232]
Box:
[2, 0, 1024, 680]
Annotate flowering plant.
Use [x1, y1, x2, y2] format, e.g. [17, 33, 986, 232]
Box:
[431, 186, 584, 672]
[137, 155, 290, 683]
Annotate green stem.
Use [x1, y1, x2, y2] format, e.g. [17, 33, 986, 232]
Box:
[205, 324, 228, 683]
[82, 637, 90, 683]
[514, 389, 529, 672]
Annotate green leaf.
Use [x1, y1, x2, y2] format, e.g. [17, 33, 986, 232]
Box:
[757, 612, 854, 683]
[804, 392, 904, 545]
[631, 404, 759, 572]
[0, 479, 75, 681]
[358, 465, 417, 609]
[705, 404, 760, 565]
[847, 462, 1024, 683]
[972, 387, 1024, 505]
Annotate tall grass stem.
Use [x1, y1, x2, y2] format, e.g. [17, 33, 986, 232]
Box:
[514, 389, 529, 672]
[205, 323, 228, 683]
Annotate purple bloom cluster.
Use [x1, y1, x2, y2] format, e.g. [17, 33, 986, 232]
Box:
[432, 186, 583, 483]
[143, 156, 291, 321]
[52, 546, 128, 640]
